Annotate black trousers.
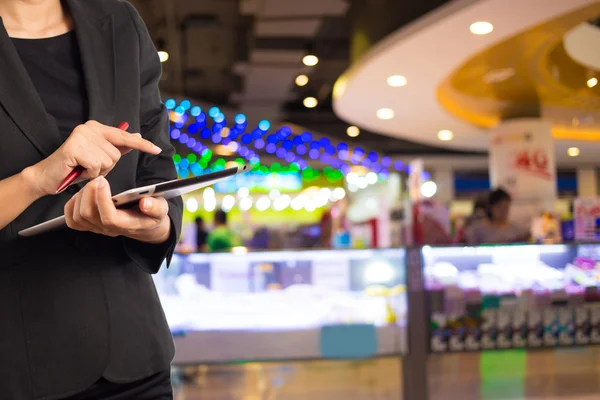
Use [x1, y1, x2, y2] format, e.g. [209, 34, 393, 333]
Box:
[65, 370, 173, 400]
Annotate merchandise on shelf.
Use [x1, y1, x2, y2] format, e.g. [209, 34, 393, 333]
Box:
[425, 244, 600, 353]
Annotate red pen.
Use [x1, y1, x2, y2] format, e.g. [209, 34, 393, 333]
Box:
[56, 121, 130, 194]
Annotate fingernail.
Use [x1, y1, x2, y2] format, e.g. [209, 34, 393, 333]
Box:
[144, 198, 153, 210]
[97, 177, 106, 189]
[153, 145, 162, 153]
[133, 133, 142, 138]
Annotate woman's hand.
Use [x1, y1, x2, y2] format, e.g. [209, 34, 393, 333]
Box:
[64, 176, 171, 244]
[26, 120, 162, 197]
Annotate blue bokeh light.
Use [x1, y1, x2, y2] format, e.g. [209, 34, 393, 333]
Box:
[180, 100, 191, 110]
[234, 114, 246, 125]
[165, 99, 176, 110]
[258, 120, 270, 131]
[190, 106, 201, 117]
[265, 143, 276, 154]
[296, 144, 307, 155]
[208, 107, 220, 118]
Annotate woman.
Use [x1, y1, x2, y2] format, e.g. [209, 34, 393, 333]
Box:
[0, 0, 183, 399]
[465, 188, 529, 245]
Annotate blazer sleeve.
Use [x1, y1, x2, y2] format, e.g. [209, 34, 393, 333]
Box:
[121, 1, 183, 274]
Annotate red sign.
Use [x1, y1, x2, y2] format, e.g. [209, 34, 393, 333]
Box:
[513, 149, 551, 179]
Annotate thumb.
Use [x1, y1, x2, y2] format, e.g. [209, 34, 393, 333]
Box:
[139, 197, 168, 220]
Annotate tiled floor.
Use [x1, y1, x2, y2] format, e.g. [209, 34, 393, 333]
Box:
[173, 349, 600, 400]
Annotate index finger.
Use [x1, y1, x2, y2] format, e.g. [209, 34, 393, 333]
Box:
[102, 127, 162, 155]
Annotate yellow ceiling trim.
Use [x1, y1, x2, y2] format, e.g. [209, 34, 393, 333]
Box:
[436, 3, 600, 142]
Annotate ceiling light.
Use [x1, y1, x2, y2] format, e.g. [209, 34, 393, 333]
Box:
[303, 97, 318, 108]
[437, 129, 454, 141]
[470, 21, 493, 35]
[302, 55, 319, 67]
[347, 126, 360, 137]
[158, 50, 169, 63]
[587, 77, 598, 88]
[295, 74, 309, 87]
[387, 75, 407, 87]
[568, 147, 580, 157]
[377, 108, 394, 120]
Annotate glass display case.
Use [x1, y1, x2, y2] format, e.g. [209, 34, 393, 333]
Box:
[154, 248, 407, 364]
[423, 243, 600, 353]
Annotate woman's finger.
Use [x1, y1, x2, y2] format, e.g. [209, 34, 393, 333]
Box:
[78, 178, 101, 225]
[103, 129, 161, 155]
[95, 176, 123, 232]
[138, 197, 169, 221]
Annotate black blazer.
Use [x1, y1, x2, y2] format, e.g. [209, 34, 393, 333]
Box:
[0, 0, 183, 399]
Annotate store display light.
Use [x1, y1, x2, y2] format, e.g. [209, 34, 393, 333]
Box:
[222, 195, 236, 212]
[302, 55, 319, 67]
[587, 77, 598, 88]
[186, 198, 199, 213]
[256, 196, 271, 211]
[421, 181, 438, 198]
[295, 74, 309, 86]
[469, 21, 493, 35]
[377, 108, 394, 120]
[303, 97, 318, 108]
[347, 126, 360, 138]
[387, 75, 407, 87]
[239, 196, 253, 211]
[568, 147, 580, 157]
[158, 51, 169, 63]
[437, 129, 454, 141]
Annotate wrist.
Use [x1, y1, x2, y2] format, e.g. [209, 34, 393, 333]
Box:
[20, 165, 45, 201]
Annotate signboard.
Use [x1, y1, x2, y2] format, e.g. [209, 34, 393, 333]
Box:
[489, 119, 557, 224]
[574, 198, 600, 241]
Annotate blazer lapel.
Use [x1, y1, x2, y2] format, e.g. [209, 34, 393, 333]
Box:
[67, 0, 116, 126]
[0, 18, 64, 158]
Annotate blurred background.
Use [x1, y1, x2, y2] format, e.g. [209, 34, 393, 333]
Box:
[131, 0, 600, 398]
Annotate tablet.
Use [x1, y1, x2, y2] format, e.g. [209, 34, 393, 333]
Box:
[18, 165, 248, 237]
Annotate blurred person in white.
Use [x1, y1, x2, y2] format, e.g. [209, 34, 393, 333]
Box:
[466, 188, 530, 245]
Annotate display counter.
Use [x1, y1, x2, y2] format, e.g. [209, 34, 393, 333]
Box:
[422, 243, 600, 352]
[154, 248, 407, 364]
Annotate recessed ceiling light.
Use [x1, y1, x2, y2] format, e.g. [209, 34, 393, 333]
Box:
[437, 130, 454, 141]
[376, 108, 394, 120]
[347, 126, 360, 137]
[587, 77, 598, 88]
[387, 75, 407, 87]
[568, 147, 580, 157]
[470, 21, 493, 35]
[158, 50, 169, 63]
[302, 55, 319, 67]
[295, 74, 309, 86]
[303, 97, 318, 108]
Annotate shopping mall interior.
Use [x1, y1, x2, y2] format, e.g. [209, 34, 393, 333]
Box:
[133, 0, 600, 398]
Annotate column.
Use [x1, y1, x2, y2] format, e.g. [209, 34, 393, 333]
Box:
[489, 118, 557, 222]
[432, 169, 455, 206]
[577, 167, 598, 197]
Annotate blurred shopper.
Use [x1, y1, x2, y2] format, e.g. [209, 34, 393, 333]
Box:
[195, 216, 208, 252]
[456, 195, 488, 242]
[207, 210, 241, 252]
[465, 188, 529, 244]
[466, 195, 489, 229]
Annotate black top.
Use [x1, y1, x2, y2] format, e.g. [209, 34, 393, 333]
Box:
[0, 0, 183, 398]
[11, 31, 88, 139]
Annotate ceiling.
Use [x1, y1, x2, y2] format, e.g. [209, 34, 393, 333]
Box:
[130, 0, 483, 158]
[332, 0, 600, 165]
